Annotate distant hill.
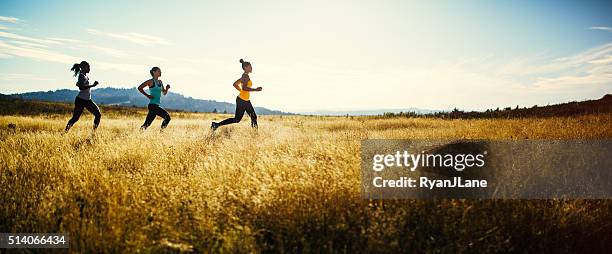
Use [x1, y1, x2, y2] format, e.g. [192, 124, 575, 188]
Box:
[0, 93, 158, 116]
[4, 90, 611, 119]
[382, 94, 612, 119]
[11, 87, 293, 115]
[302, 108, 440, 116]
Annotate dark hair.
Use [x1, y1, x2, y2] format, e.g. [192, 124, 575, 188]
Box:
[70, 61, 89, 77]
[150, 67, 160, 77]
[240, 59, 251, 70]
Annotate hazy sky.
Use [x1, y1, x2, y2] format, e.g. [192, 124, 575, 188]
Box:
[0, 0, 611, 112]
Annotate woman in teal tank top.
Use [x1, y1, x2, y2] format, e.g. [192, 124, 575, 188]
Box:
[137, 66, 171, 130]
[148, 79, 162, 105]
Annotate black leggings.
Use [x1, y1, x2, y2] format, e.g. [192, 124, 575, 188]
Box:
[218, 96, 258, 127]
[66, 97, 101, 129]
[141, 104, 171, 129]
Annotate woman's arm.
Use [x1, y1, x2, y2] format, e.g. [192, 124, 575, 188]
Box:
[163, 83, 170, 95]
[76, 75, 98, 90]
[241, 83, 262, 91]
[78, 82, 99, 90]
[232, 79, 242, 91]
[138, 80, 153, 99]
[238, 76, 262, 92]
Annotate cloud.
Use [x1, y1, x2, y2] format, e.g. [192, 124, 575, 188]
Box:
[0, 30, 132, 58]
[0, 40, 148, 76]
[0, 31, 62, 45]
[0, 52, 12, 59]
[95, 61, 147, 74]
[0, 16, 19, 23]
[531, 48, 612, 91]
[10, 40, 49, 48]
[87, 28, 170, 46]
[0, 30, 85, 64]
[47, 37, 85, 44]
[533, 74, 611, 91]
[589, 26, 612, 32]
[259, 40, 612, 111]
[148, 56, 168, 62]
[83, 45, 129, 58]
[0, 73, 53, 81]
[0, 40, 78, 63]
[491, 42, 612, 91]
[45, 37, 129, 58]
[0, 28, 152, 75]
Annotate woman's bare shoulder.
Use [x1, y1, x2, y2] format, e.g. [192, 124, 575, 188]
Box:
[141, 79, 153, 87]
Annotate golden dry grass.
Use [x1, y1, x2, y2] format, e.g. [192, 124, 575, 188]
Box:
[1, 112, 611, 253]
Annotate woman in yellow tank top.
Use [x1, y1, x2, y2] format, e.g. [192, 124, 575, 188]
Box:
[211, 59, 263, 130]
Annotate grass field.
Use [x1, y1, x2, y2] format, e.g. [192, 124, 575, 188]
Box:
[1, 110, 612, 253]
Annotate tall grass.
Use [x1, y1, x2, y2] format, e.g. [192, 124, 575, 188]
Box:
[1, 112, 611, 253]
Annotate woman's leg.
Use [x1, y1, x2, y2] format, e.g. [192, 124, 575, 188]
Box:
[84, 100, 102, 129]
[245, 100, 258, 128]
[140, 104, 157, 130]
[154, 105, 171, 129]
[217, 97, 247, 127]
[66, 98, 85, 131]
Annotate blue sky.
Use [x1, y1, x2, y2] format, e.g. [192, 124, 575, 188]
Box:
[0, 0, 611, 112]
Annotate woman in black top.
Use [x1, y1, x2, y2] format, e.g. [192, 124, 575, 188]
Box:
[65, 61, 102, 132]
[211, 59, 262, 131]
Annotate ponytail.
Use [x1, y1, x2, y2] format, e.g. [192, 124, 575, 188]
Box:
[240, 58, 251, 70]
[70, 63, 81, 77]
[70, 61, 89, 77]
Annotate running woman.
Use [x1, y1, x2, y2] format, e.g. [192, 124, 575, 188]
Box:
[138, 67, 171, 130]
[211, 59, 262, 131]
[65, 61, 102, 132]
